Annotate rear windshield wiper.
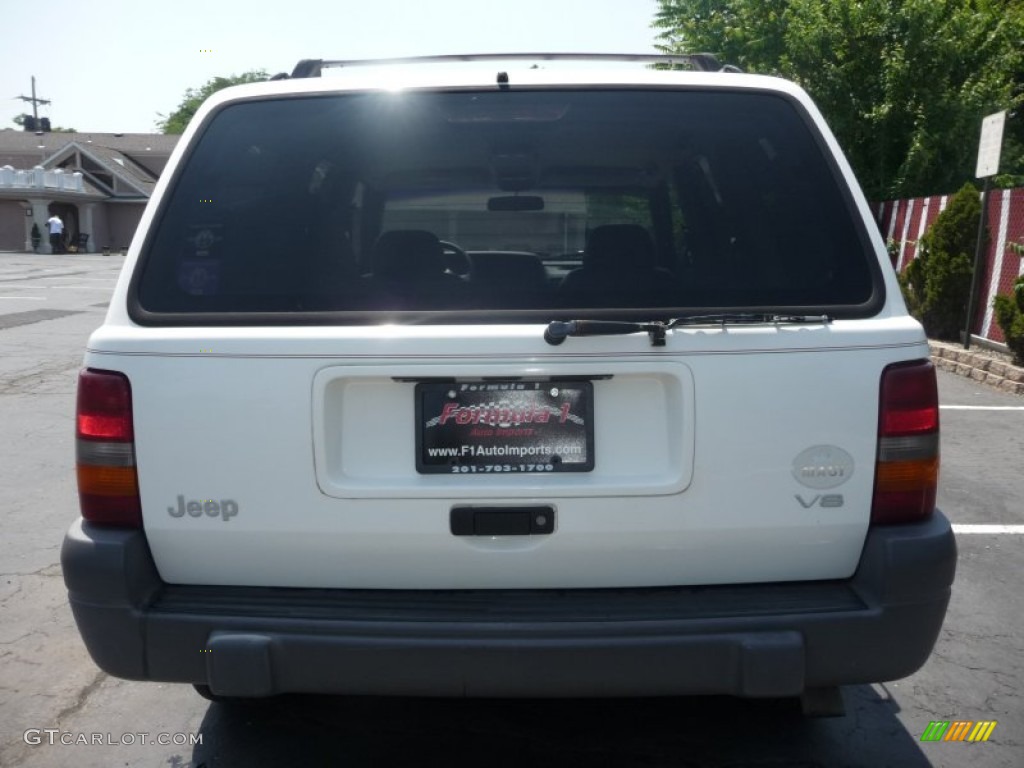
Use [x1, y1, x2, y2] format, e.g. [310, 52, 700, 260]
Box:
[543, 314, 832, 347]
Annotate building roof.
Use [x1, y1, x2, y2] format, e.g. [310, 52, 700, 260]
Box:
[54, 143, 156, 196]
[0, 130, 177, 200]
[0, 130, 178, 156]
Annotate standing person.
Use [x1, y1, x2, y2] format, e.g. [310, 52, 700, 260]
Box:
[47, 213, 64, 254]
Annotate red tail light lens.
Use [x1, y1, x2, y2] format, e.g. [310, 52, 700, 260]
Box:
[76, 369, 141, 527]
[871, 360, 940, 525]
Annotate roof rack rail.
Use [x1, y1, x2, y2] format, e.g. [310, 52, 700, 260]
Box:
[289, 53, 739, 79]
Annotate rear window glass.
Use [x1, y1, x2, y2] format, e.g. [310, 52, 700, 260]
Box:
[134, 89, 880, 321]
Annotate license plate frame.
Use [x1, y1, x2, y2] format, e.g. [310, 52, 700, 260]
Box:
[415, 380, 595, 474]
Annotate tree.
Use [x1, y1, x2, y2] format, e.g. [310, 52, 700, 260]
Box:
[653, 1, 1024, 200]
[902, 182, 981, 340]
[157, 70, 268, 134]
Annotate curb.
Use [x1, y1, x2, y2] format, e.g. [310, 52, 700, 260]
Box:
[929, 341, 1024, 395]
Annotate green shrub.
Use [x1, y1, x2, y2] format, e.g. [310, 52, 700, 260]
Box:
[900, 182, 982, 340]
[993, 276, 1024, 365]
[899, 254, 924, 318]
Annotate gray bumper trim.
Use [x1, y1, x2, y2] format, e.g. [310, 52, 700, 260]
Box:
[61, 513, 956, 698]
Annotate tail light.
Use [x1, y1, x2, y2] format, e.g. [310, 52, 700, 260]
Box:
[76, 369, 141, 527]
[871, 360, 939, 524]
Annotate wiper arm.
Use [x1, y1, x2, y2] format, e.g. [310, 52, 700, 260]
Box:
[543, 314, 831, 347]
[544, 320, 668, 346]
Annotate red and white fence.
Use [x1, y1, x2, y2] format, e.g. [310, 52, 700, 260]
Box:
[876, 187, 1024, 344]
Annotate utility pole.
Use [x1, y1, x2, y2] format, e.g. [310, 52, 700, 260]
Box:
[17, 76, 51, 123]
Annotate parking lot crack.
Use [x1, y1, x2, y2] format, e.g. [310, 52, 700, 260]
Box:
[55, 669, 107, 727]
[0, 357, 80, 395]
[0, 650, 42, 666]
[0, 631, 44, 646]
[0, 563, 62, 581]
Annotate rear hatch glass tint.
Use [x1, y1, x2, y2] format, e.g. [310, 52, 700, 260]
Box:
[133, 89, 880, 321]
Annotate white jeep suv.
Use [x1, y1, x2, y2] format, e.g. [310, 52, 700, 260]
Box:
[62, 54, 955, 713]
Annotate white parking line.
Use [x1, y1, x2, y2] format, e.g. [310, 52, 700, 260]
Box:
[952, 524, 1024, 534]
[941, 406, 1024, 411]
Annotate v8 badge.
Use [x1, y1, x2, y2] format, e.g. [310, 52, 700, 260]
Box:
[795, 493, 844, 509]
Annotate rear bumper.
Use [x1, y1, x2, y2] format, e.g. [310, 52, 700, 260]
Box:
[61, 513, 956, 698]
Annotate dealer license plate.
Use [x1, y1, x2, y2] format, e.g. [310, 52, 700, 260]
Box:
[416, 380, 594, 474]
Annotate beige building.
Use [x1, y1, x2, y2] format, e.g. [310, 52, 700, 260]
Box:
[0, 130, 178, 252]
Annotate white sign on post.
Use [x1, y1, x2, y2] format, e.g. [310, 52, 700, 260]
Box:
[976, 110, 1007, 178]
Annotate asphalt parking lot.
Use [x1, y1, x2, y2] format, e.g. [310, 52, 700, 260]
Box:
[0, 251, 1021, 767]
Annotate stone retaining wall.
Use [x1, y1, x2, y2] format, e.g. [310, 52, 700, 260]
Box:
[929, 341, 1024, 395]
